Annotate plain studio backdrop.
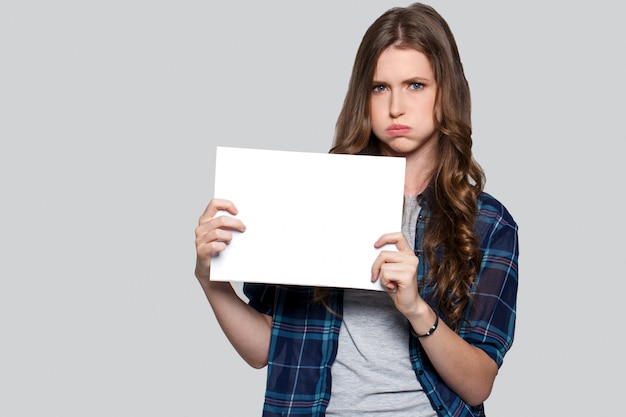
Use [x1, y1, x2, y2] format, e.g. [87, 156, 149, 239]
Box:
[1, 1, 623, 415]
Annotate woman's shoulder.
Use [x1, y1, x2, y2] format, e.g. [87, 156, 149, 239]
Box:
[475, 192, 519, 257]
[476, 191, 517, 229]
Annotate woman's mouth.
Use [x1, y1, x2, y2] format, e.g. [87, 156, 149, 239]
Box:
[385, 124, 411, 137]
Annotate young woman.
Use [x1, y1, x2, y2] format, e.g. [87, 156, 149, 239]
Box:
[194, 3, 518, 416]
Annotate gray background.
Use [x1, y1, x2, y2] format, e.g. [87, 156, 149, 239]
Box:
[1, 1, 624, 415]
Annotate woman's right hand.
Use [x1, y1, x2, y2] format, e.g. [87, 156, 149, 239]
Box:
[194, 198, 246, 287]
[194, 198, 271, 369]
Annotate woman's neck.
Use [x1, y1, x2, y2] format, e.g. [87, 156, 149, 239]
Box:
[403, 153, 436, 196]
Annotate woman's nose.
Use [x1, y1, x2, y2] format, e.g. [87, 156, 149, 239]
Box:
[389, 91, 405, 119]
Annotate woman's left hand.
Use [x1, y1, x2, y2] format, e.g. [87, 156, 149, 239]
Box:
[371, 232, 421, 317]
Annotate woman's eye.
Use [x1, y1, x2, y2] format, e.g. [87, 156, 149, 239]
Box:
[372, 85, 387, 93]
[410, 82, 425, 90]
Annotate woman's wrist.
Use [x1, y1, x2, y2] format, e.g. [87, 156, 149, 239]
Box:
[408, 304, 439, 338]
[195, 259, 211, 282]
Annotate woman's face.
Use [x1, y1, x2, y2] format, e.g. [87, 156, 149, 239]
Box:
[369, 46, 440, 160]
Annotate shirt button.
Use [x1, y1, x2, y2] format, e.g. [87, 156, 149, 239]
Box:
[417, 370, 424, 375]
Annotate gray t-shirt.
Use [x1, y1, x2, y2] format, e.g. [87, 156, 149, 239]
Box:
[326, 196, 436, 416]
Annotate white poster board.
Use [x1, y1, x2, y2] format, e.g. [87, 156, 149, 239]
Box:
[210, 146, 405, 291]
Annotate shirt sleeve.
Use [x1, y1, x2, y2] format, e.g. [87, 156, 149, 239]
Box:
[242, 283, 277, 317]
[462, 196, 519, 368]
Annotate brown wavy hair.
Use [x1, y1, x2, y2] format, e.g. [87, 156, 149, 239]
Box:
[316, 3, 484, 331]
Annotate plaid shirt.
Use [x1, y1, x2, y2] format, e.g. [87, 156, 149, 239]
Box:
[244, 191, 518, 417]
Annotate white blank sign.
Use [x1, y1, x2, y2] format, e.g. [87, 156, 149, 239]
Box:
[210, 146, 405, 291]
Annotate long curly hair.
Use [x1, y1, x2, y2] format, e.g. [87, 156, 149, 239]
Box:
[317, 3, 484, 331]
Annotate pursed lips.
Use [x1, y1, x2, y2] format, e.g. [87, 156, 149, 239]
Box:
[385, 124, 411, 137]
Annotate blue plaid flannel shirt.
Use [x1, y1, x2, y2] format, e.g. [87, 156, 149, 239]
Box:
[244, 191, 518, 417]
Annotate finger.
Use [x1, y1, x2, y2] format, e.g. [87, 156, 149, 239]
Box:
[196, 226, 234, 247]
[372, 250, 416, 272]
[371, 250, 418, 282]
[377, 264, 401, 292]
[196, 227, 241, 261]
[379, 250, 416, 263]
[197, 240, 228, 258]
[379, 263, 420, 298]
[371, 252, 392, 283]
[381, 278, 398, 292]
[374, 232, 412, 253]
[195, 217, 246, 252]
[198, 214, 246, 236]
[199, 198, 238, 225]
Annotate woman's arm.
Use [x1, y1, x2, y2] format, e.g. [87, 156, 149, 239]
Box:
[372, 232, 497, 406]
[195, 198, 272, 368]
[407, 306, 498, 406]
